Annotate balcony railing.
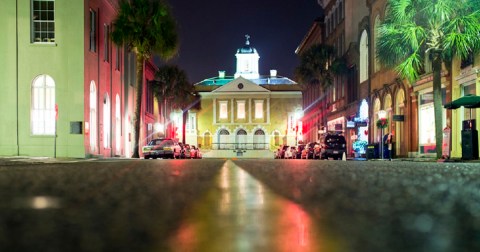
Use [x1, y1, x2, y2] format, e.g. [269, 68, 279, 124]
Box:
[211, 142, 269, 150]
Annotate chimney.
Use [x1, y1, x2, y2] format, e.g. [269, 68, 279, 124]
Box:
[218, 71, 226, 78]
[270, 69, 277, 77]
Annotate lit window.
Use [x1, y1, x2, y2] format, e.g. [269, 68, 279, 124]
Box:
[32, 0, 55, 43]
[255, 100, 263, 119]
[90, 81, 97, 152]
[237, 101, 245, 119]
[359, 30, 369, 83]
[219, 101, 228, 119]
[31, 75, 55, 135]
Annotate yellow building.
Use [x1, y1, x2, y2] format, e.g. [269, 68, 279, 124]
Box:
[190, 36, 302, 158]
[449, 54, 480, 159]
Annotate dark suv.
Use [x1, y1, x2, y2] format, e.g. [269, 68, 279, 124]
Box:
[319, 134, 346, 160]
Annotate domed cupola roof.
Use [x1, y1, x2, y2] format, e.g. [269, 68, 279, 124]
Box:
[237, 35, 257, 54]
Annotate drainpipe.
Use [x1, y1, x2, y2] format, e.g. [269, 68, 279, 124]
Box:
[16, 0, 19, 156]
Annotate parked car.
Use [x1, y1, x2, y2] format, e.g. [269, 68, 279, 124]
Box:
[319, 134, 346, 160]
[189, 145, 202, 159]
[142, 138, 181, 159]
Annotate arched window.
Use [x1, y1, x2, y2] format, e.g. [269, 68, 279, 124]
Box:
[253, 129, 265, 149]
[103, 93, 110, 149]
[90, 81, 97, 152]
[115, 94, 121, 155]
[31, 74, 55, 135]
[359, 30, 369, 83]
[374, 15, 381, 73]
[236, 129, 247, 149]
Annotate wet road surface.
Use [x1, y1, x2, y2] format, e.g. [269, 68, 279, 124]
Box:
[168, 160, 334, 252]
[2, 158, 480, 251]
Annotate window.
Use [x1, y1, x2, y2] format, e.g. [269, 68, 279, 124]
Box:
[374, 16, 381, 73]
[115, 94, 121, 155]
[31, 74, 55, 135]
[90, 81, 97, 152]
[89, 9, 96, 52]
[186, 113, 196, 133]
[255, 100, 263, 119]
[237, 100, 245, 119]
[104, 24, 110, 62]
[219, 101, 228, 119]
[32, 0, 55, 43]
[103, 94, 111, 148]
[359, 30, 369, 83]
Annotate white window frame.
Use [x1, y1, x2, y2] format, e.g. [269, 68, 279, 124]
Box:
[31, 74, 55, 135]
[31, 0, 55, 43]
[219, 101, 228, 119]
[255, 100, 264, 119]
[237, 100, 246, 119]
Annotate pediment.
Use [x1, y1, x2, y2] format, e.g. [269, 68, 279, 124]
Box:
[212, 77, 270, 93]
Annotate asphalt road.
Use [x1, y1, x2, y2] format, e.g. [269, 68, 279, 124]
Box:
[1, 158, 480, 252]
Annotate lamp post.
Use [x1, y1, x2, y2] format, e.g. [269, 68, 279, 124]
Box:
[378, 110, 387, 160]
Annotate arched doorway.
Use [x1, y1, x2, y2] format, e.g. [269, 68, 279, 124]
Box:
[395, 89, 405, 157]
[204, 132, 211, 148]
[236, 129, 247, 149]
[274, 131, 280, 146]
[253, 129, 265, 149]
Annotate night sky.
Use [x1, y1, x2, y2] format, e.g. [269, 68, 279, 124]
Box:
[160, 0, 323, 83]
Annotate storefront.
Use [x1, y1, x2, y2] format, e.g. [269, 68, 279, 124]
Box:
[417, 88, 446, 154]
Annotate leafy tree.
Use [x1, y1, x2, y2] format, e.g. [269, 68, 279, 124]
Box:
[111, 0, 178, 158]
[377, 0, 480, 158]
[153, 65, 199, 144]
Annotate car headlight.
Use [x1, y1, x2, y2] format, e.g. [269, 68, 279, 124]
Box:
[164, 147, 172, 151]
[142, 147, 152, 153]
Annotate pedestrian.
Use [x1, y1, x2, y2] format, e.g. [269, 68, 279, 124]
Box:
[384, 133, 393, 160]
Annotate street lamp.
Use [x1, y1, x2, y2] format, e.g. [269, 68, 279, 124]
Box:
[378, 110, 387, 160]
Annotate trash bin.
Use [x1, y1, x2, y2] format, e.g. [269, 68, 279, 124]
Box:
[367, 143, 379, 159]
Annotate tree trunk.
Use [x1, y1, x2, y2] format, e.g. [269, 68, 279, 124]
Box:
[132, 56, 145, 158]
[432, 52, 443, 159]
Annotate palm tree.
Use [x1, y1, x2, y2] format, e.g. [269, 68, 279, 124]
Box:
[295, 44, 340, 91]
[153, 65, 199, 144]
[111, 0, 178, 158]
[377, 0, 480, 158]
[295, 44, 346, 136]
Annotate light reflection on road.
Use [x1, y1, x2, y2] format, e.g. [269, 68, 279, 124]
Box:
[168, 160, 325, 251]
